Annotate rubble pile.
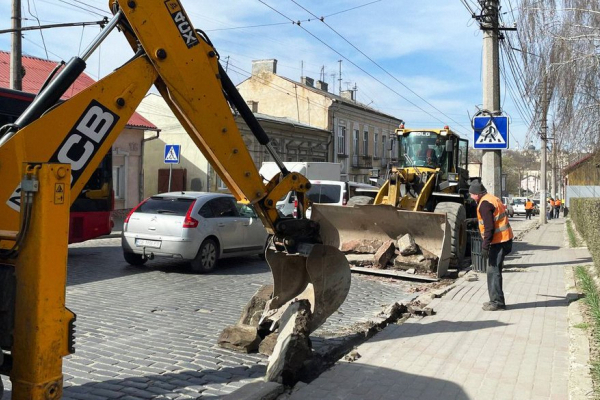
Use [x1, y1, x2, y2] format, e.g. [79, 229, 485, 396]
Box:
[218, 285, 313, 385]
[344, 233, 439, 275]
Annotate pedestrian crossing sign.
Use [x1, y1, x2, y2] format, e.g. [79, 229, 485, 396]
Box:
[164, 144, 181, 164]
[473, 116, 509, 150]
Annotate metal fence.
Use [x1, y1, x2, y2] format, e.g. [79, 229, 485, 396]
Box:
[566, 185, 600, 207]
[468, 230, 488, 273]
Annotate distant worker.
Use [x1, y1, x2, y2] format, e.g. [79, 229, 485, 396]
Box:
[469, 180, 514, 311]
[547, 198, 555, 220]
[554, 198, 562, 219]
[525, 198, 534, 220]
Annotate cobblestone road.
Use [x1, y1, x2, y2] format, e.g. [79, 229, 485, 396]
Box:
[2, 237, 421, 399]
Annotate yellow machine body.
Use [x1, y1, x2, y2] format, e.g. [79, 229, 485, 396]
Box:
[0, 1, 351, 398]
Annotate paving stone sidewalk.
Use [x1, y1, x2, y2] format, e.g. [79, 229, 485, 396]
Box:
[289, 219, 592, 400]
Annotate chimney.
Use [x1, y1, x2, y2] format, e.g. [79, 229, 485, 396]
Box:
[301, 76, 314, 87]
[341, 90, 355, 102]
[252, 59, 277, 76]
[316, 80, 328, 92]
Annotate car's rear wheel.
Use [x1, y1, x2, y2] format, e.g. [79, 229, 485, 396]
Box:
[123, 251, 147, 266]
[191, 238, 218, 273]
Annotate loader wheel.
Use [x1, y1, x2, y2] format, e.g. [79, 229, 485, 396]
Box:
[434, 202, 467, 267]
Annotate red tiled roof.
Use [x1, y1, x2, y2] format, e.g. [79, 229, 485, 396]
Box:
[0, 51, 157, 130]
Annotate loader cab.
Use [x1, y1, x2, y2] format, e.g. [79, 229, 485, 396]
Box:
[395, 127, 469, 187]
[396, 130, 449, 173]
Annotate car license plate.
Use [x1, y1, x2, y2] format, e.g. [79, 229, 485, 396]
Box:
[135, 239, 161, 248]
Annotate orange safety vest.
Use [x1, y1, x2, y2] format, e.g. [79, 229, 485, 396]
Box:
[525, 201, 534, 210]
[477, 194, 514, 244]
[555, 199, 561, 206]
[549, 199, 555, 206]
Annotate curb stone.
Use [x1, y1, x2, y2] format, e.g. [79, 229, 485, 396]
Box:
[563, 233, 594, 400]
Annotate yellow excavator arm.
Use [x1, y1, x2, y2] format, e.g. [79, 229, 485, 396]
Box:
[0, 1, 350, 398]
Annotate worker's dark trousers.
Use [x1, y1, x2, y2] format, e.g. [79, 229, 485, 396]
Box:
[525, 209, 532, 219]
[487, 240, 513, 307]
[555, 207, 560, 218]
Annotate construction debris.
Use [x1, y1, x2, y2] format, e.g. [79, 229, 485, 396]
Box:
[398, 233, 418, 255]
[342, 233, 440, 279]
[374, 240, 396, 269]
[341, 239, 384, 253]
[343, 349, 361, 362]
[218, 324, 261, 353]
[265, 300, 313, 385]
[238, 284, 273, 327]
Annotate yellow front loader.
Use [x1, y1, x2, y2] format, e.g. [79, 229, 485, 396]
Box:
[312, 126, 475, 278]
[0, 1, 350, 398]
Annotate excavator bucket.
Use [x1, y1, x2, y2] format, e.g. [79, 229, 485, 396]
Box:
[311, 204, 452, 279]
[264, 244, 350, 332]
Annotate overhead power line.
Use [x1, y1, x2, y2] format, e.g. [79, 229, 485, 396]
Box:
[0, 19, 109, 35]
[288, 0, 472, 136]
[258, 0, 471, 137]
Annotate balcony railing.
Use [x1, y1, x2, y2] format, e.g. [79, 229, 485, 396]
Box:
[351, 155, 373, 169]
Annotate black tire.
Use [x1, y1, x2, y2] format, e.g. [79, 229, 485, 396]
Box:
[123, 251, 147, 266]
[347, 196, 375, 206]
[434, 202, 467, 267]
[191, 238, 219, 273]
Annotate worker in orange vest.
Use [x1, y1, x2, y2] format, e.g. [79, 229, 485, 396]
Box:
[469, 180, 514, 311]
[524, 199, 534, 220]
[554, 198, 562, 218]
[547, 198, 555, 220]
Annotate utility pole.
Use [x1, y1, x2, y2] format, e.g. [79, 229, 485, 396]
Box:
[540, 74, 548, 224]
[551, 122, 557, 198]
[480, 0, 502, 196]
[11, 0, 23, 90]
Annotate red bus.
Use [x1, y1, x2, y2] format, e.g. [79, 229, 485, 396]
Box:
[0, 87, 113, 243]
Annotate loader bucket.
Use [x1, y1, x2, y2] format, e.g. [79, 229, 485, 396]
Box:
[311, 204, 452, 279]
[265, 244, 350, 332]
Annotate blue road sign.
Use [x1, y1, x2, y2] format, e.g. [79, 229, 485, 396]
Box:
[473, 116, 509, 149]
[164, 144, 181, 164]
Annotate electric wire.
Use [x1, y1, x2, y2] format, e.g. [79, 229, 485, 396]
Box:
[287, 0, 472, 136]
[27, 0, 49, 59]
[258, 0, 471, 138]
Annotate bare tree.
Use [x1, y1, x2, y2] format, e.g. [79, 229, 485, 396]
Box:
[517, 1, 600, 154]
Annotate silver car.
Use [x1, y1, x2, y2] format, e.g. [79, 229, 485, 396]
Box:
[122, 192, 269, 273]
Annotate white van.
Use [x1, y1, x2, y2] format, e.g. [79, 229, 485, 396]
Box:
[511, 197, 528, 216]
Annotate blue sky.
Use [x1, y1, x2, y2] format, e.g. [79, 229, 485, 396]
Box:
[0, 0, 533, 149]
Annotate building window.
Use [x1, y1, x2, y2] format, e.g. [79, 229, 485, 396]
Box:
[338, 126, 346, 155]
[374, 133, 378, 157]
[353, 129, 359, 156]
[382, 135, 386, 155]
[113, 166, 125, 199]
[363, 131, 369, 156]
[216, 176, 228, 190]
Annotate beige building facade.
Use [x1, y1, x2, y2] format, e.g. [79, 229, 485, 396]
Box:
[137, 93, 331, 196]
[237, 59, 404, 183]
